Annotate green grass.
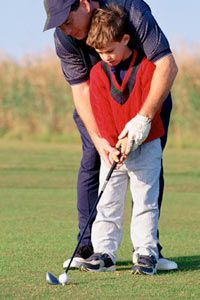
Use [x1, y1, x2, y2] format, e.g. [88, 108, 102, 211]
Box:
[0, 141, 199, 299]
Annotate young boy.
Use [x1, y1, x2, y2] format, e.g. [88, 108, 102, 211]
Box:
[81, 4, 164, 275]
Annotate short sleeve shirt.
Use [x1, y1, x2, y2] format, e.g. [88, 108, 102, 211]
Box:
[54, 0, 171, 85]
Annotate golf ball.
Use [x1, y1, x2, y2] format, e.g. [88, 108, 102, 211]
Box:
[59, 272, 69, 285]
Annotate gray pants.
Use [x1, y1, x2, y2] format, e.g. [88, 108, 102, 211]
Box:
[91, 139, 162, 263]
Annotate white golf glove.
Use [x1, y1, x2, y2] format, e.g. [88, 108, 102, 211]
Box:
[118, 113, 151, 154]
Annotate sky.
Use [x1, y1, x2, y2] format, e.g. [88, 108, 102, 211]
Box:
[0, 0, 199, 61]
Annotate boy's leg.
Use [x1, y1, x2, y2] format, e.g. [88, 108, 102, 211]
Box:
[63, 111, 100, 269]
[128, 139, 162, 274]
[81, 159, 129, 271]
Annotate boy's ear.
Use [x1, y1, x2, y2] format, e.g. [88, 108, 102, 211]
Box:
[122, 34, 130, 45]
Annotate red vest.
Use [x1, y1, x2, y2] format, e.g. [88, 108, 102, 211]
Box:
[90, 51, 164, 147]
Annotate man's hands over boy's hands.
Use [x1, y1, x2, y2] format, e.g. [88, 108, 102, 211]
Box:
[93, 136, 124, 168]
[95, 112, 151, 168]
[118, 114, 151, 155]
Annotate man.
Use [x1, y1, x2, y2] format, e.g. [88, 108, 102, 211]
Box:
[81, 4, 165, 275]
[43, 0, 178, 271]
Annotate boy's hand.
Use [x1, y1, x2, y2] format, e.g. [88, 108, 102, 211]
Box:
[108, 137, 127, 168]
[108, 148, 121, 167]
[115, 137, 128, 163]
[118, 114, 151, 155]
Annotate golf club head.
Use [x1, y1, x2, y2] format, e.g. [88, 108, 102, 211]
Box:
[46, 272, 60, 285]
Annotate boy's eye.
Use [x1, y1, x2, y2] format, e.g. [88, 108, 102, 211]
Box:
[106, 50, 113, 54]
[97, 49, 113, 55]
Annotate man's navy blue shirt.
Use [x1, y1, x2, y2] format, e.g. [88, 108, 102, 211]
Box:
[54, 0, 171, 86]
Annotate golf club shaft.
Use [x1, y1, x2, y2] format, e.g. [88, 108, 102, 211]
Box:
[65, 160, 117, 274]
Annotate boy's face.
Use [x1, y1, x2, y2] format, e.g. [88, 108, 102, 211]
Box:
[59, 0, 92, 40]
[95, 35, 131, 66]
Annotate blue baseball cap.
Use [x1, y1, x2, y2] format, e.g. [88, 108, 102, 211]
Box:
[43, 0, 78, 31]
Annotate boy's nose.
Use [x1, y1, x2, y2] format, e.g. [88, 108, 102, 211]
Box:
[103, 54, 111, 61]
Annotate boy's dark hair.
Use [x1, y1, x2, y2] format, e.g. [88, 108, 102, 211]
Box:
[86, 4, 129, 49]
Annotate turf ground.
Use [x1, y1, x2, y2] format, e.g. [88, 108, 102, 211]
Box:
[0, 141, 199, 299]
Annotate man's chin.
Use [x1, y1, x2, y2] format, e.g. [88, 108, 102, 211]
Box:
[74, 32, 87, 40]
[75, 36, 84, 40]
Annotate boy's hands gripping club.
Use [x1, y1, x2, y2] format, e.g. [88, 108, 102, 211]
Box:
[118, 114, 151, 155]
[109, 113, 151, 167]
[108, 137, 128, 168]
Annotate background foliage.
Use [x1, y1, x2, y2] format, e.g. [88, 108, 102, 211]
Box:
[0, 49, 200, 146]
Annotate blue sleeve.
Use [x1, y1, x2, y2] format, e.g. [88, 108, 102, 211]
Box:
[54, 30, 89, 85]
[127, 0, 172, 62]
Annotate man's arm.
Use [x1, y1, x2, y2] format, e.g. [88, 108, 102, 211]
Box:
[128, 2, 178, 119]
[54, 30, 117, 165]
[118, 54, 178, 155]
[118, 3, 178, 153]
[71, 81, 117, 166]
[139, 54, 178, 119]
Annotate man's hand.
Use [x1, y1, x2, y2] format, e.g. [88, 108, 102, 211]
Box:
[118, 114, 151, 155]
[93, 136, 120, 167]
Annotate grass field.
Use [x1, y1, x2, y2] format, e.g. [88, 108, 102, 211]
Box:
[0, 141, 200, 299]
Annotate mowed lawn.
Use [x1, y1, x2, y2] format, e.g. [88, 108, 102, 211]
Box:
[0, 141, 199, 300]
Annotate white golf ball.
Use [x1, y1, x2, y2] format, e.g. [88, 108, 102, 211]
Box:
[59, 272, 69, 285]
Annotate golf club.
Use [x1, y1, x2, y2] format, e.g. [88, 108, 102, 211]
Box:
[46, 159, 118, 285]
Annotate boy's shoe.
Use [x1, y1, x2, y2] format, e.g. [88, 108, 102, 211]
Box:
[131, 255, 157, 275]
[63, 245, 93, 269]
[80, 253, 116, 272]
[132, 252, 178, 271]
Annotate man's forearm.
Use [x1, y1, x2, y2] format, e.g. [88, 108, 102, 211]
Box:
[71, 80, 118, 166]
[71, 81, 101, 144]
[139, 54, 178, 120]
